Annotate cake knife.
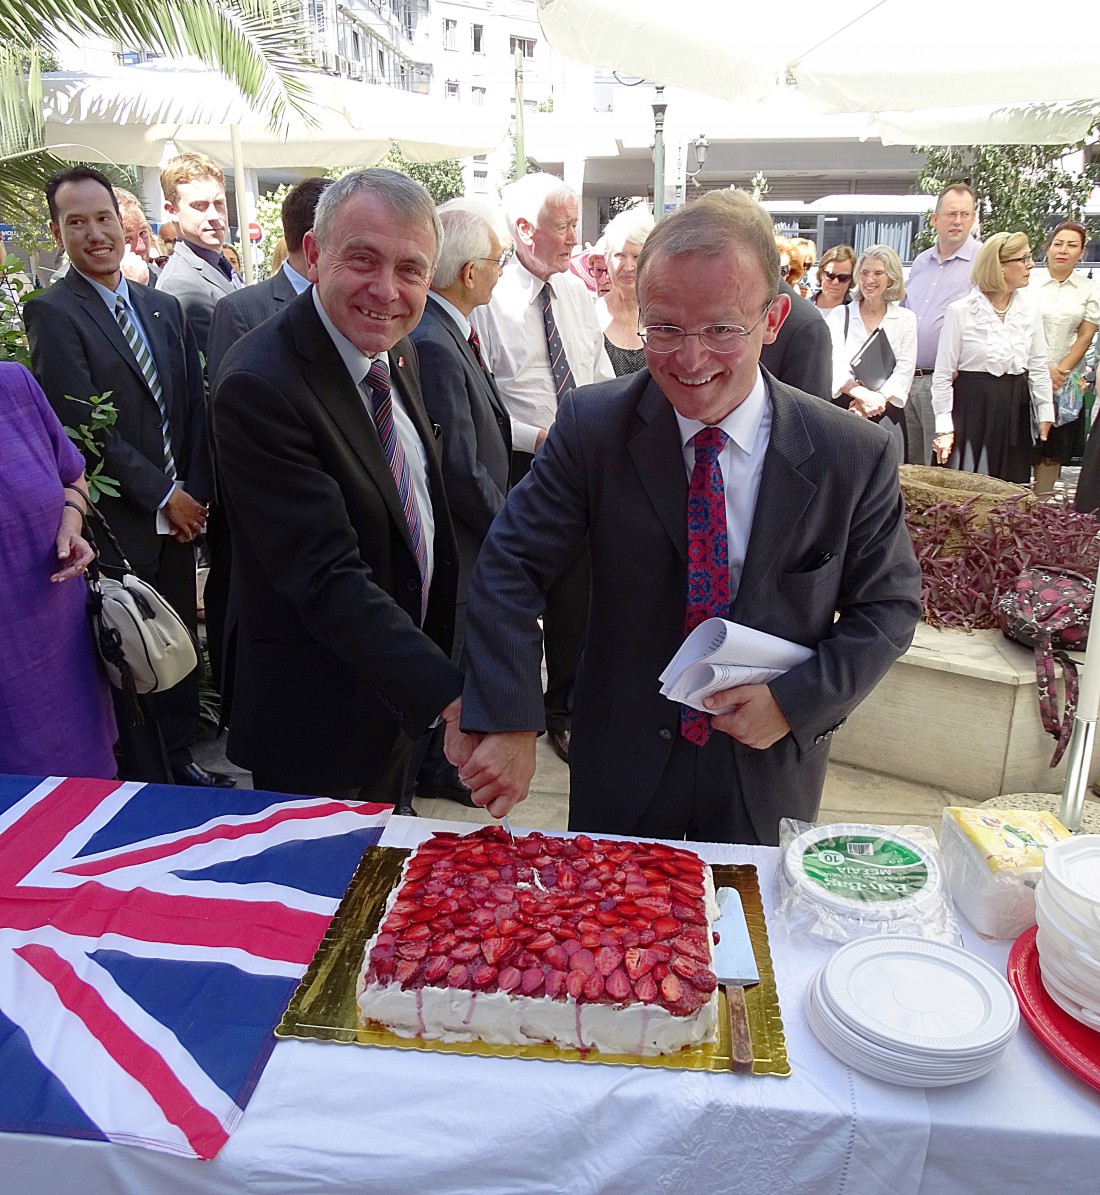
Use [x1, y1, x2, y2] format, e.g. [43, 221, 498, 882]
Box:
[712, 887, 760, 1074]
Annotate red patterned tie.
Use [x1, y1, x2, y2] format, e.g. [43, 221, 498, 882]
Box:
[468, 328, 485, 369]
[364, 358, 428, 619]
[682, 425, 730, 744]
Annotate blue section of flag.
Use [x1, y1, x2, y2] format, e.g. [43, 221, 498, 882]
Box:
[90, 950, 293, 1105]
[0, 1006, 109, 1142]
[0, 774, 44, 821]
[76, 786, 312, 857]
[175, 828, 377, 898]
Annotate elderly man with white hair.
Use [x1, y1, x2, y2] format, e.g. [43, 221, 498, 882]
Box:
[472, 172, 614, 764]
[402, 197, 515, 808]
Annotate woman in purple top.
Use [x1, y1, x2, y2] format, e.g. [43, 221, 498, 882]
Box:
[0, 363, 116, 777]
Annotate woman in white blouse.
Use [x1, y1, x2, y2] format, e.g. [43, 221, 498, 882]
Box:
[931, 232, 1054, 482]
[831, 244, 917, 462]
[1034, 220, 1100, 493]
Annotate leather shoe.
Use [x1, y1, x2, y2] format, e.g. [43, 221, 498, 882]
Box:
[173, 762, 237, 789]
[395, 796, 419, 817]
[416, 782, 476, 807]
[546, 729, 571, 766]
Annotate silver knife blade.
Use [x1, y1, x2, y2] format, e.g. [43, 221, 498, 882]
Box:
[713, 888, 759, 986]
[501, 814, 516, 845]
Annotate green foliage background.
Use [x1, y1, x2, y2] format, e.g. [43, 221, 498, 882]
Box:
[914, 129, 1100, 254]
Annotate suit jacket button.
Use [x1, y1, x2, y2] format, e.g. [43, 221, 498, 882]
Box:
[406, 579, 419, 593]
[658, 728, 673, 741]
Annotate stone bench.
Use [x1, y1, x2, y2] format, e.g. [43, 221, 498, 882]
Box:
[831, 623, 1096, 799]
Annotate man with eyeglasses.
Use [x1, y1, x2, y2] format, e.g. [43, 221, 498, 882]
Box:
[902, 182, 980, 465]
[470, 172, 615, 766]
[401, 198, 515, 811]
[448, 190, 921, 846]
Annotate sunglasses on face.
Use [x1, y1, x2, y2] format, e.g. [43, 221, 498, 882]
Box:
[822, 270, 853, 283]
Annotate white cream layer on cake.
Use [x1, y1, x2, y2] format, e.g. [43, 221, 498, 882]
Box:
[357, 827, 721, 1057]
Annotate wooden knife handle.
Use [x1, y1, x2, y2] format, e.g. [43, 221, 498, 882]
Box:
[725, 984, 754, 1074]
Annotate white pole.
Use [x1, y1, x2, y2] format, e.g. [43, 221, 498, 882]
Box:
[229, 125, 255, 285]
[1058, 547, 1100, 831]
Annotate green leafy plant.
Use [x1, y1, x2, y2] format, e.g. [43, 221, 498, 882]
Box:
[0, 258, 38, 365]
[913, 130, 1100, 254]
[64, 392, 120, 503]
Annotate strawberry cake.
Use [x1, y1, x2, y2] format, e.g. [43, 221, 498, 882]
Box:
[357, 826, 721, 1057]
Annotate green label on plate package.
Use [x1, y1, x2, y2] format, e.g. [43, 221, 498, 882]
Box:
[801, 835, 929, 903]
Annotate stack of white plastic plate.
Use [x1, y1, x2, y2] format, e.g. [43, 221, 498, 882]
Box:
[1034, 836, 1100, 1031]
[806, 936, 1019, 1086]
[784, 824, 943, 922]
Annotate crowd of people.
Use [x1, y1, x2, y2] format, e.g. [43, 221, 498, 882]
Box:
[2, 157, 1096, 847]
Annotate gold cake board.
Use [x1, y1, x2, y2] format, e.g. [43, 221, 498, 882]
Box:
[277, 845, 790, 1076]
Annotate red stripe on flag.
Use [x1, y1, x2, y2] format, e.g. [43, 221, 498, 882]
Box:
[0, 777, 126, 886]
[6, 881, 330, 964]
[61, 800, 385, 877]
[15, 943, 230, 1160]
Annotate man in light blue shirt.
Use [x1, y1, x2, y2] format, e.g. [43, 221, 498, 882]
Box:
[902, 183, 979, 465]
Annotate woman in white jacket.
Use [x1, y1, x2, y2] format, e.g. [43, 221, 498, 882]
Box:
[931, 232, 1053, 482]
[830, 244, 917, 463]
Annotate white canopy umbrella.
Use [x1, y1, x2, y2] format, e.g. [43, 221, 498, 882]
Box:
[40, 63, 507, 168]
[40, 62, 507, 280]
[536, 0, 1100, 144]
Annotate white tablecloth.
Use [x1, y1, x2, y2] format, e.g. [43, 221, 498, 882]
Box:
[4, 816, 1099, 1194]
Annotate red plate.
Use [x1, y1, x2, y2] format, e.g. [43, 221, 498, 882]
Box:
[1008, 925, 1100, 1095]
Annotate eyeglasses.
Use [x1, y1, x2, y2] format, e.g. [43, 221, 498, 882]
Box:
[1001, 253, 1034, 266]
[640, 302, 773, 354]
[822, 270, 853, 283]
[478, 245, 515, 269]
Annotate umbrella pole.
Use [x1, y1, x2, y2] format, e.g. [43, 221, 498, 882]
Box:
[1058, 548, 1100, 831]
[652, 86, 666, 221]
[230, 124, 255, 285]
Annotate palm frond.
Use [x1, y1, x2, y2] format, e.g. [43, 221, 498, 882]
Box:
[8, 0, 316, 130]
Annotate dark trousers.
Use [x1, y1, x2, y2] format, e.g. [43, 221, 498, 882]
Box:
[511, 449, 590, 733]
[253, 736, 413, 804]
[630, 729, 759, 845]
[110, 535, 200, 782]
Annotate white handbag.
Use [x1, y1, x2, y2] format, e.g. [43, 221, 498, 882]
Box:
[85, 511, 199, 717]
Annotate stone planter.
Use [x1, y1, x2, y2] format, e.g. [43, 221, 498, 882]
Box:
[831, 622, 1095, 799]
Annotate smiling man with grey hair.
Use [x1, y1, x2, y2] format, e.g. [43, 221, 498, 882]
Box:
[212, 167, 464, 808]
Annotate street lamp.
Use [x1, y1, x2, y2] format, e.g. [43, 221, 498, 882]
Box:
[652, 85, 667, 220]
[686, 133, 709, 187]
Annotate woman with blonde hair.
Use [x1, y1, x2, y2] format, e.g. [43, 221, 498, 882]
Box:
[931, 232, 1053, 481]
[831, 244, 917, 461]
[595, 206, 654, 375]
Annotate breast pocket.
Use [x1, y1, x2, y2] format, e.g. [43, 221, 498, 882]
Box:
[777, 553, 843, 591]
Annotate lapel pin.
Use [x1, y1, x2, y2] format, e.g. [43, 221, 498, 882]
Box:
[398, 356, 405, 368]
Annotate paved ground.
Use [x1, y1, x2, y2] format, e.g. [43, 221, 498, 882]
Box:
[195, 720, 1071, 836]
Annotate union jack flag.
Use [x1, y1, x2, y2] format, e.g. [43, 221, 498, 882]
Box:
[0, 774, 388, 1160]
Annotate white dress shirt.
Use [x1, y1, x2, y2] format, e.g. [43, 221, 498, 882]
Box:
[312, 289, 435, 595]
[471, 258, 614, 452]
[1037, 271, 1100, 366]
[829, 301, 917, 407]
[281, 260, 312, 295]
[673, 369, 772, 601]
[931, 288, 1055, 434]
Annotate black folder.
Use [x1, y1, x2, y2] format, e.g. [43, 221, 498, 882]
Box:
[850, 326, 897, 391]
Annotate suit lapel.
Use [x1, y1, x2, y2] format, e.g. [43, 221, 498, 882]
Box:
[732, 376, 817, 612]
[288, 298, 418, 561]
[62, 272, 157, 398]
[627, 375, 689, 564]
[428, 296, 509, 424]
[271, 269, 298, 307]
[178, 241, 235, 297]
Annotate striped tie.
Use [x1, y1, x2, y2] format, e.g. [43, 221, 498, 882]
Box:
[468, 327, 485, 369]
[113, 297, 176, 479]
[539, 283, 575, 402]
[364, 358, 428, 617]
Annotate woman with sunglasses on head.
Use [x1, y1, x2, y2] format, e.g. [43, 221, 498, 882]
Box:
[830, 245, 917, 463]
[1033, 220, 1099, 493]
[595, 206, 655, 376]
[931, 232, 1053, 482]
